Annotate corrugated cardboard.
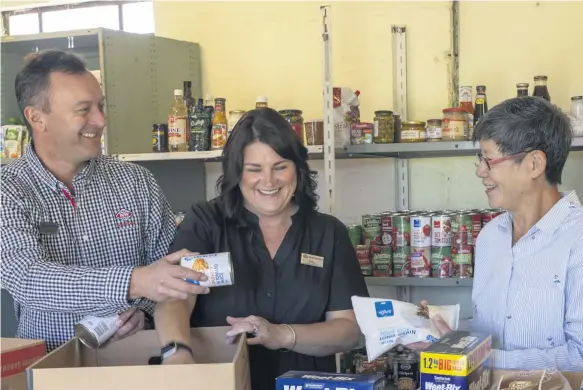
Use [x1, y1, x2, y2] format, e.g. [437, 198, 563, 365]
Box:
[1, 338, 46, 390]
[491, 370, 583, 390]
[25, 326, 251, 390]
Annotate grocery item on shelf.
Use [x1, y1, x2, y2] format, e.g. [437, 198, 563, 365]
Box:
[442, 108, 468, 141]
[533, 75, 551, 102]
[425, 119, 443, 142]
[351, 122, 374, 145]
[211, 98, 228, 150]
[334, 87, 361, 148]
[255, 96, 268, 109]
[459, 86, 475, 139]
[279, 109, 305, 144]
[474, 85, 488, 128]
[228, 109, 246, 137]
[304, 119, 324, 146]
[516, 82, 529, 97]
[348, 208, 505, 278]
[1, 124, 28, 159]
[570, 96, 583, 137]
[420, 331, 491, 390]
[152, 123, 168, 153]
[168, 89, 188, 152]
[400, 121, 426, 143]
[373, 110, 395, 144]
[276, 371, 385, 390]
[188, 98, 212, 152]
[351, 296, 460, 361]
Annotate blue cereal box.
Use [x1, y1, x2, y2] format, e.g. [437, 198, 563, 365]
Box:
[420, 331, 492, 390]
[276, 371, 385, 390]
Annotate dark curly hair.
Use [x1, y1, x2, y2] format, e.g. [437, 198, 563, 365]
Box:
[216, 108, 319, 219]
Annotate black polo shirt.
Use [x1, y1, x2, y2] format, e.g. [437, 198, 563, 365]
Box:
[170, 198, 369, 390]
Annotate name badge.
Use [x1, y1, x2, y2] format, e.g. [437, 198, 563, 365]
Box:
[39, 222, 59, 235]
[300, 253, 324, 268]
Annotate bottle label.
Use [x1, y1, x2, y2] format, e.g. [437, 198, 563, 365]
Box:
[211, 124, 227, 150]
[168, 116, 187, 147]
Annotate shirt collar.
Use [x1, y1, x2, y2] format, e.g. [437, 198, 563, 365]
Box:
[24, 144, 97, 192]
[498, 190, 581, 233]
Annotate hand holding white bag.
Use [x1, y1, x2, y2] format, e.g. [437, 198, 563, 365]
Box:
[351, 296, 460, 361]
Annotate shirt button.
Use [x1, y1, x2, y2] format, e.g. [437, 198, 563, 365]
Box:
[267, 293, 272, 298]
[531, 235, 535, 240]
[82, 235, 89, 241]
[506, 315, 512, 320]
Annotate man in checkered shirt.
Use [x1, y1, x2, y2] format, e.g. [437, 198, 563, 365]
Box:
[0, 49, 209, 351]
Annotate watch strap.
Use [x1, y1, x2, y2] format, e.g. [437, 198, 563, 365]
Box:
[161, 342, 193, 361]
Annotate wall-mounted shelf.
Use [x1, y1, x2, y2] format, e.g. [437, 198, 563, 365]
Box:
[345, 137, 583, 159]
[365, 277, 473, 287]
[114, 145, 324, 162]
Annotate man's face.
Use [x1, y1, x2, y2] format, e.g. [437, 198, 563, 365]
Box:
[35, 71, 106, 164]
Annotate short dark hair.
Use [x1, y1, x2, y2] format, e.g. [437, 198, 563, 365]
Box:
[472, 96, 573, 185]
[15, 49, 87, 123]
[216, 108, 319, 219]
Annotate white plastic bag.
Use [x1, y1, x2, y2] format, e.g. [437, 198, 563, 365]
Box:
[351, 296, 460, 361]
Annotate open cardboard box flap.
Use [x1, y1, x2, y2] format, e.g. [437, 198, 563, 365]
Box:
[25, 326, 251, 390]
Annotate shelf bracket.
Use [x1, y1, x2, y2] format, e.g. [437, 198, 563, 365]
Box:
[396, 158, 410, 211]
[321, 5, 335, 216]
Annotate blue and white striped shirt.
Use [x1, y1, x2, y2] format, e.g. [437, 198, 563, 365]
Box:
[472, 190, 583, 371]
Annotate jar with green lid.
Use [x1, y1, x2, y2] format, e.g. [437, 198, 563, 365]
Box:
[279, 109, 305, 144]
[373, 110, 395, 143]
[400, 121, 426, 143]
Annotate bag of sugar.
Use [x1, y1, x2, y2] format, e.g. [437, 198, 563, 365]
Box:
[351, 296, 460, 361]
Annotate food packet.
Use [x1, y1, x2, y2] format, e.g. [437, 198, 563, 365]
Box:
[496, 370, 571, 390]
[351, 296, 460, 361]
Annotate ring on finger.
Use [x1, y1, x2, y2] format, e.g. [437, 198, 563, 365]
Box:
[252, 324, 260, 337]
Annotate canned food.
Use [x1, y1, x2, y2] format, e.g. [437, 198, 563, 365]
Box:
[362, 214, 382, 245]
[431, 214, 452, 247]
[350, 123, 374, 145]
[360, 264, 373, 276]
[410, 214, 432, 247]
[372, 245, 392, 276]
[380, 213, 394, 246]
[393, 246, 411, 277]
[355, 245, 372, 265]
[346, 224, 362, 246]
[394, 354, 419, 390]
[431, 247, 453, 277]
[75, 314, 120, 349]
[392, 214, 411, 248]
[410, 247, 431, 277]
[451, 213, 472, 246]
[467, 211, 482, 245]
[482, 208, 504, 225]
[180, 252, 235, 287]
[452, 245, 473, 278]
[152, 123, 168, 152]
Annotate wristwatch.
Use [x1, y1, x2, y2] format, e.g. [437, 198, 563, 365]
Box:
[161, 341, 194, 361]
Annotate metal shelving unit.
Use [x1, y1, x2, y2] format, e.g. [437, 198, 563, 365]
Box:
[365, 277, 473, 288]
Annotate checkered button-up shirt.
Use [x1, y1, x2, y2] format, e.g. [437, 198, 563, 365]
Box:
[0, 146, 176, 351]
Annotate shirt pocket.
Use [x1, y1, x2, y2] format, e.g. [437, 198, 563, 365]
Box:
[506, 286, 564, 349]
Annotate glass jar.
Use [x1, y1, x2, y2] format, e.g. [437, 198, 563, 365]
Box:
[442, 108, 468, 141]
[393, 114, 401, 142]
[304, 120, 324, 145]
[400, 121, 426, 143]
[279, 109, 304, 143]
[570, 96, 583, 137]
[533, 75, 551, 102]
[426, 119, 443, 142]
[516, 83, 529, 97]
[228, 110, 246, 137]
[373, 110, 395, 143]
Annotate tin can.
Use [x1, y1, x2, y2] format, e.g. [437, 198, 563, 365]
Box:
[362, 214, 382, 245]
[392, 246, 411, 277]
[410, 214, 432, 248]
[451, 213, 472, 246]
[180, 252, 235, 287]
[431, 214, 452, 247]
[346, 224, 362, 246]
[431, 247, 453, 277]
[355, 245, 371, 265]
[467, 210, 482, 245]
[360, 264, 373, 276]
[75, 314, 120, 349]
[371, 245, 392, 276]
[392, 214, 411, 248]
[380, 213, 394, 246]
[152, 123, 168, 152]
[410, 247, 431, 277]
[452, 245, 473, 278]
[482, 208, 504, 225]
[394, 354, 419, 390]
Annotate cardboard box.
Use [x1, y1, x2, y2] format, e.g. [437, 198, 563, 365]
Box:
[276, 371, 385, 390]
[420, 331, 492, 390]
[1, 338, 46, 390]
[25, 327, 250, 390]
[491, 370, 583, 390]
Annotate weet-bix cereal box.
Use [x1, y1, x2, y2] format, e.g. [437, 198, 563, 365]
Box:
[276, 371, 385, 390]
[420, 331, 492, 390]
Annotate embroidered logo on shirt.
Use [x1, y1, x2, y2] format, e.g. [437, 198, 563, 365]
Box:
[115, 208, 136, 228]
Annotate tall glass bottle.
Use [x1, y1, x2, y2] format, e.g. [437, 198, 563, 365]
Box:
[459, 86, 474, 139]
[533, 75, 551, 102]
[211, 98, 228, 150]
[168, 89, 188, 152]
[473, 85, 488, 128]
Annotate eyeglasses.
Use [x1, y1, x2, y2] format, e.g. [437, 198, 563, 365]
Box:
[475, 151, 528, 170]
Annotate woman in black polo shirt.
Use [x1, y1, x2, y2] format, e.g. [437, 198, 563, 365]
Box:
[154, 108, 369, 390]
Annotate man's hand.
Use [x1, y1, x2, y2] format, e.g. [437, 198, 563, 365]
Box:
[406, 300, 453, 351]
[110, 307, 144, 341]
[129, 249, 211, 302]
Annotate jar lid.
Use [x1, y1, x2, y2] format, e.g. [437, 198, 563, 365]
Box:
[534, 75, 548, 81]
[229, 110, 246, 114]
[256, 96, 268, 103]
[516, 83, 529, 88]
[571, 96, 583, 101]
[374, 110, 393, 115]
[443, 107, 467, 113]
[174, 89, 183, 96]
[427, 119, 443, 124]
[402, 121, 426, 126]
[278, 109, 303, 115]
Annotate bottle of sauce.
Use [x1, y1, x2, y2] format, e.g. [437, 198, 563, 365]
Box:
[211, 98, 228, 150]
[459, 86, 474, 140]
[473, 85, 488, 128]
[183, 81, 195, 111]
[168, 89, 188, 152]
[533, 75, 551, 102]
[256, 96, 268, 109]
[516, 83, 529, 97]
